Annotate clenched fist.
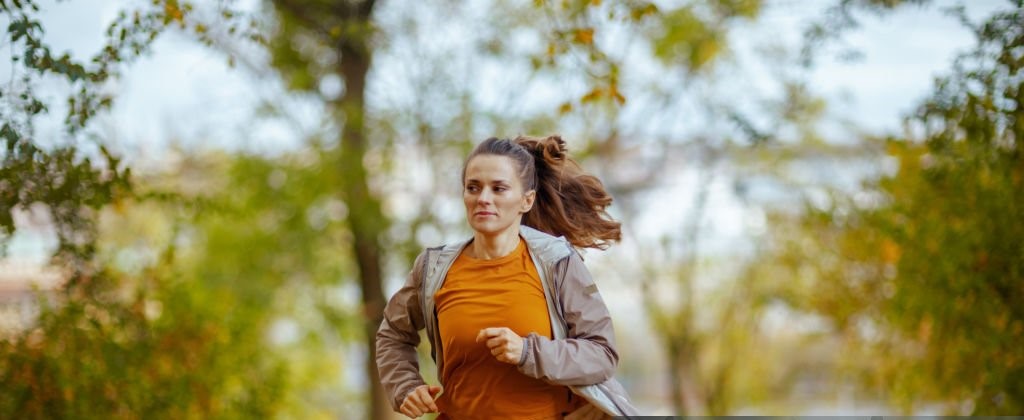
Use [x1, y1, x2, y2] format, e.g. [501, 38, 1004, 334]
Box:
[476, 327, 525, 364]
[400, 384, 442, 419]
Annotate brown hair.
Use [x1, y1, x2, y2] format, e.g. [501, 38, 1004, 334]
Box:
[462, 135, 622, 249]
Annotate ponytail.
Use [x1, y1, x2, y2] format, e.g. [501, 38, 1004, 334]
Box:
[515, 135, 622, 249]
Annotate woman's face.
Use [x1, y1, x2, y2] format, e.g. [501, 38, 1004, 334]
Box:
[463, 154, 535, 237]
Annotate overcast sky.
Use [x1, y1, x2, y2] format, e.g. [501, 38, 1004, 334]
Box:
[12, 0, 1003, 150]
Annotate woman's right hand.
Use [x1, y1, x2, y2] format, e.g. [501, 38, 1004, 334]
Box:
[400, 384, 442, 418]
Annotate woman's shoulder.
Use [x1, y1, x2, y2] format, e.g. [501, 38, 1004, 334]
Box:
[411, 239, 470, 278]
[410, 244, 444, 267]
[409, 244, 443, 273]
[520, 225, 574, 263]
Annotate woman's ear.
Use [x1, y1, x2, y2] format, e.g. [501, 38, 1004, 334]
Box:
[521, 190, 536, 213]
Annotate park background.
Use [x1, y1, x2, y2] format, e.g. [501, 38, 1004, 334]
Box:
[1, 0, 1022, 418]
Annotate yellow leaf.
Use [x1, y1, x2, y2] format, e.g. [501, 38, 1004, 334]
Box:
[881, 239, 901, 264]
[557, 102, 573, 115]
[580, 88, 603, 103]
[611, 90, 626, 105]
[165, 2, 184, 23]
[609, 84, 626, 105]
[574, 28, 595, 45]
[917, 316, 932, 342]
[691, 38, 720, 70]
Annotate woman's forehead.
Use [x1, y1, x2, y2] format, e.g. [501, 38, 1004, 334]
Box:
[465, 155, 519, 180]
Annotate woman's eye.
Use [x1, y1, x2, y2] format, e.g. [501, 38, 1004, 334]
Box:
[495, 186, 506, 192]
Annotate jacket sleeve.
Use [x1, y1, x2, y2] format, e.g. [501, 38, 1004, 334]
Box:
[516, 250, 619, 386]
[375, 251, 428, 412]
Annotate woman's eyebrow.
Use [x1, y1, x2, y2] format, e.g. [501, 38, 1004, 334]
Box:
[465, 178, 509, 184]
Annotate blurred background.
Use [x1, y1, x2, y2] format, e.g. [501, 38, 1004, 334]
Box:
[1, 0, 1022, 418]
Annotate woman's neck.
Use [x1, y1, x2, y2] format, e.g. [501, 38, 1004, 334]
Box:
[470, 224, 521, 260]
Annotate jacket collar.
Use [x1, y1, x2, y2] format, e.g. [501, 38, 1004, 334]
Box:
[519, 224, 572, 264]
[436, 224, 571, 268]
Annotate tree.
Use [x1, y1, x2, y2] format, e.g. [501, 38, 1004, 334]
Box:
[261, 1, 395, 416]
[0, 2, 281, 418]
[865, 3, 1024, 411]
[760, 1, 1023, 413]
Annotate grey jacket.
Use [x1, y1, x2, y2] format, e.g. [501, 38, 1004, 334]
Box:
[376, 225, 639, 418]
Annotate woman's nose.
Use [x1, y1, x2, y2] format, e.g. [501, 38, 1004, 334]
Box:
[478, 189, 493, 203]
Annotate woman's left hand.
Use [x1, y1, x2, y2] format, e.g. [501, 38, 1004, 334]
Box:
[476, 327, 524, 364]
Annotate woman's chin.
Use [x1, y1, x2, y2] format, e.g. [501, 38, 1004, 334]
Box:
[469, 221, 513, 236]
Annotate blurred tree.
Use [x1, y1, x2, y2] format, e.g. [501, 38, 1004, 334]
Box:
[758, 1, 1023, 414]
[626, 81, 871, 415]
[0, 1, 274, 418]
[859, 3, 1023, 412]
[261, 1, 393, 416]
[123, 150, 362, 417]
[2, 0, 173, 267]
[1, 0, 253, 253]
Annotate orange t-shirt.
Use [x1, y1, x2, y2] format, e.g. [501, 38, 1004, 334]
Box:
[433, 238, 575, 420]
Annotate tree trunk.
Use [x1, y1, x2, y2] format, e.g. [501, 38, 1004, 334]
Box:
[334, 10, 389, 420]
[667, 343, 688, 416]
[665, 325, 708, 417]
